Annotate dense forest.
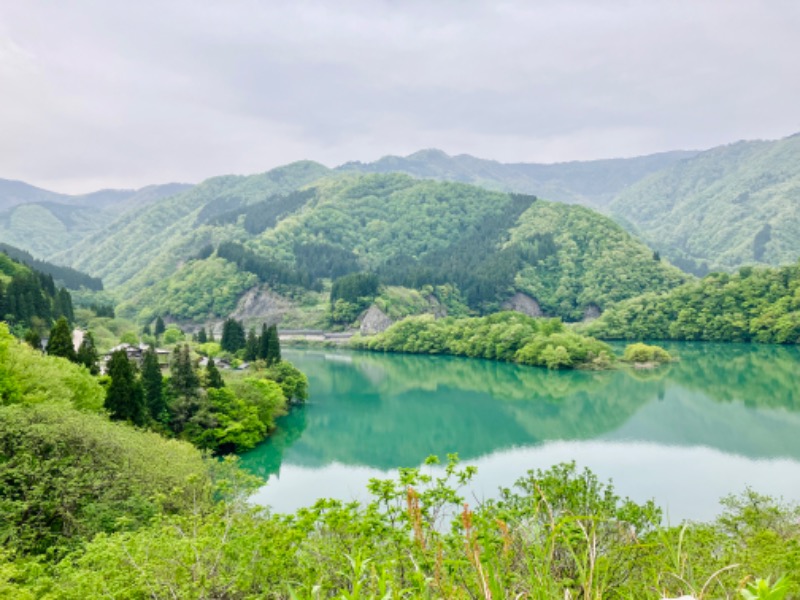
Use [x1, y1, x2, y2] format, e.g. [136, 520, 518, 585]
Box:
[0, 252, 74, 335]
[0, 243, 102, 290]
[107, 172, 686, 326]
[611, 133, 800, 273]
[586, 262, 800, 343]
[353, 312, 617, 369]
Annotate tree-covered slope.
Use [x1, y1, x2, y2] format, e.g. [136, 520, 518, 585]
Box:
[0, 180, 191, 258]
[610, 133, 800, 273]
[115, 173, 686, 324]
[338, 148, 697, 208]
[585, 262, 800, 343]
[59, 161, 331, 291]
[0, 242, 102, 290]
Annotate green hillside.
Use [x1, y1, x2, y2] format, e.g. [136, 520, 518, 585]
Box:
[610, 134, 800, 273]
[585, 262, 800, 343]
[0, 180, 190, 258]
[0, 242, 102, 290]
[59, 161, 331, 292]
[339, 148, 697, 208]
[111, 173, 687, 325]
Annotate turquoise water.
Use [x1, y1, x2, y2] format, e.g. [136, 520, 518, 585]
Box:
[241, 343, 800, 521]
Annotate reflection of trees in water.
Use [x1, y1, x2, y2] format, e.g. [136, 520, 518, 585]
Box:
[240, 344, 800, 477]
[664, 342, 800, 410]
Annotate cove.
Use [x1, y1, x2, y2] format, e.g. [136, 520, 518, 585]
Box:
[241, 342, 800, 522]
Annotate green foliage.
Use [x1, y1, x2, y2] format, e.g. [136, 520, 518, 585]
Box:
[611, 134, 800, 271]
[0, 243, 102, 290]
[353, 312, 614, 370]
[104, 350, 146, 426]
[204, 357, 225, 389]
[220, 318, 246, 352]
[622, 342, 672, 364]
[75, 331, 99, 375]
[0, 402, 211, 557]
[11, 458, 795, 598]
[141, 347, 165, 420]
[587, 262, 800, 343]
[0, 323, 104, 410]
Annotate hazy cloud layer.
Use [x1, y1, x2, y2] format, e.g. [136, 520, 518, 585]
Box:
[1, 0, 798, 192]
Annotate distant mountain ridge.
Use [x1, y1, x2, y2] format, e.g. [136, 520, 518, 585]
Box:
[338, 148, 699, 208]
[0, 179, 192, 259]
[610, 133, 800, 273]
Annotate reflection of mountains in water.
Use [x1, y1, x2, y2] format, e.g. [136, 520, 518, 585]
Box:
[241, 344, 800, 478]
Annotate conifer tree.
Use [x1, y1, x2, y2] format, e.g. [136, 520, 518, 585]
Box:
[170, 344, 199, 398]
[244, 328, 258, 361]
[258, 323, 269, 360]
[197, 328, 208, 344]
[205, 357, 225, 389]
[141, 347, 165, 421]
[142, 324, 152, 336]
[154, 316, 166, 338]
[46, 317, 76, 362]
[53, 288, 74, 323]
[220, 318, 245, 353]
[76, 331, 100, 375]
[266, 324, 281, 366]
[105, 350, 146, 426]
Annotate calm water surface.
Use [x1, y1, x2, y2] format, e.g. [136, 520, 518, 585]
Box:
[241, 343, 800, 521]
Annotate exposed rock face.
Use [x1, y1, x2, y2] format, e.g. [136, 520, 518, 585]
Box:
[229, 285, 293, 326]
[583, 304, 602, 322]
[502, 292, 543, 317]
[359, 305, 393, 335]
[426, 294, 448, 319]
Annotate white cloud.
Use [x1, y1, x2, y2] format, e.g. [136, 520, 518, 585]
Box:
[0, 0, 798, 192]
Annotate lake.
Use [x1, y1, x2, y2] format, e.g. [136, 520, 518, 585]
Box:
[241, 343, 800, 522]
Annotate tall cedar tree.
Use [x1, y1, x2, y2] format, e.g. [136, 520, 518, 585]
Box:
[220, 319, 246, 352]
[205, 357, 225, 389]
[197, 328, 208, 343]
[76, 331, 100, 375]
[257, 323, 269, 360]
[169, 344, 201, 434]
[53, 288, 74, 323]
[46, 317, 76, 362]
[245, 328, 258, 361]
[170, 344, 199, 398]
[266, 324, 281, 365]
[154, 316, 166, 338]
[105, 350, 146, 425]
[141, 347, 165, 420]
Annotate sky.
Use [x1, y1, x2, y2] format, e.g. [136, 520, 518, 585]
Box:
[1, 0, 799, 193]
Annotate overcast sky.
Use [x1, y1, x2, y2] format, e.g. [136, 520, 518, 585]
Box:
[1, 0, 799, 193]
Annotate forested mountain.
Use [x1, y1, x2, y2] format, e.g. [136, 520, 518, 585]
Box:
[585, 262, 800, 344]
[610, 133, 800, 274]
[109, 173, 687, 325]
[59, 161, 331, 294]
[0, 243, 102, 290]
[0, 252, 74, 333]
[0, 179, 191, 258]
[338, 148, 698, 208]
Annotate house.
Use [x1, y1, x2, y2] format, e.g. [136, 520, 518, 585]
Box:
[102, 343, 170, 372]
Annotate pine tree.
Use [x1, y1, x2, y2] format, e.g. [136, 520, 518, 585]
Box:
[46, 317, 76, 362]
[142, 324, 152, 336]
[244, 328, 258, 361]
[154, 316, 166, 338]
[266, 324, 281, 366]
[170, 344, 199, 398]
[258, 323, 269, 360]
[76, 331, 100, 375]
[53, 288, 74, 323]
[220, 319, 246, 353]
[105, 350, 146, 426]
[141, 347, 165, 420]
[205, 357, 225, 389]
[197, 328, 208, 344]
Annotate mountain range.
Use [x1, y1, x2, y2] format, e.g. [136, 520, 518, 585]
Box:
[0, 132, 798, 329]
